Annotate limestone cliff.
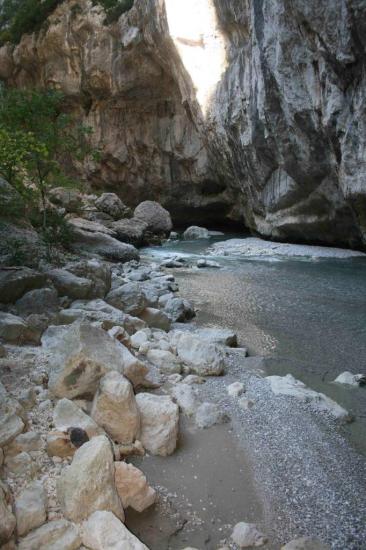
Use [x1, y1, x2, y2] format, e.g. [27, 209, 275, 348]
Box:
[1, 0, 365, 248]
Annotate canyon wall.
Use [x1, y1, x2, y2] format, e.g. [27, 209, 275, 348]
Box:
[1, 0, 366, 247]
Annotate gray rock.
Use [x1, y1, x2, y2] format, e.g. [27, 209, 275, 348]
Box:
[0, 312, 40, 345]
[95, 193, 130, 219]
[0, 267, 47, 304]
[47, 268, 93, 299]
[0, 481, 16, 545]
[183, 226, 209, 240]
[106, 283, 148, 315]
[66, 259, 111, 298]
[194, 327, 238, 347]
[195, 402, 229, 429]
[231, 522, 267, 548]
[49, 187, 81, 212]
[281, 537, 331, 550]
[164, 297, 195, 322]
[71, 227, 139, 263]
[15, 287, 59, 315]
[112, 218, 148, 246]
[134, 201, 172, 235]
[18, 519, 81, 550]
[147, 349, 182, 374]
[140, 307, 171, 331]
[175, 332, 226, 376]
[58, 435, 124, 522]
[15, 480, 47, 536]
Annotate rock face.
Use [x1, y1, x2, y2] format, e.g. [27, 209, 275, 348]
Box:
[1, 0, 366, 247]
[58, 435, 124, 522]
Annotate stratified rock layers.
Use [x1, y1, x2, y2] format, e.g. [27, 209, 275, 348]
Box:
[1, 0, 365, 247]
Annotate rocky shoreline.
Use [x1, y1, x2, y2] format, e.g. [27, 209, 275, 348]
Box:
[1, 214, 366, 548]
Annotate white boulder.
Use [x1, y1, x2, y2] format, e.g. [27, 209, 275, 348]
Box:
[81, 510, 148, 550]
[175, 332, 226, 376]
[15, 480, 47, 536]
[136, 393, 179, 456]
[58, 435, 124, 522]
[91, 372, 140, 444]
[18, 519, 81, 550]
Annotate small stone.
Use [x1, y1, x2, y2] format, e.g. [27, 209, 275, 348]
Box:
[238, 397, 255, 410]
[227, 382, 245, 397]
[68, 428, 89, 448]
[47, 431, 74, 458]
[281, 537, 331, 549]
[130, 329, 151, 349]
[334, 371, 366, 387]
[183, 375, 205, 385]
[15, 480, 47, 536]
[231, 522, 267, 548]
[195, 402, 229, 429]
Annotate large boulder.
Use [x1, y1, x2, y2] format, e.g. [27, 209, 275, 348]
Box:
[136, 393, 179, 456]
[71, 227, 139, 263]
[114, 462, 156, 512]
[68, 217, 116, 236]
[18, 519, 81, 550]
[0, 312, 40, 345]
[95, 193, 130, 220]
[59, 299, 145, 333]
[112, 218, 148, 246]
[47, 268, 93, 300]
[0, 481, 16, 545]
[106, 283, 149, 315]
[15, 480, 47, 537]
[44, 323, 148, 398]
[81, 510, 148, 550]
[140, 307, 171, 331]
[91, 372, 140, 444]
[53, 399, 102, 438]
[183, 226, 209, 240]
[15, 287, 59, 315]
[58, 435, 124, 522]
[175, 332, 226, 376]
[66, 259, 111, 298]
[134, 201, 172, 235]
[0, 267, 47, 304]
[49, 187, 81, 212]
[147, 349, 182, 374]
[164, 297, 195, 322]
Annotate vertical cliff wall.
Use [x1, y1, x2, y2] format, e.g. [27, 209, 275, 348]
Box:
[1, 0, 366, 247]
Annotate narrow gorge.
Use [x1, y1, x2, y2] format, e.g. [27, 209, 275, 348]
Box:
[0, 1, 366, 550]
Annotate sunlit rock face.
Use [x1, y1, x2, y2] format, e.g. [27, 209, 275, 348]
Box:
[1, 0, 366, 246]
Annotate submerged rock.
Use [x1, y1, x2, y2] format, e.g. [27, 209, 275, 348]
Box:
[266, 374, 350, 420]
[334, 371, 366, 387]
[183, 226, 209, 240]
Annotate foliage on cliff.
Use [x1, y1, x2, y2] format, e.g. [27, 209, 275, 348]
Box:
[0, 0, 134, 46]
[0, 87, 95, 257]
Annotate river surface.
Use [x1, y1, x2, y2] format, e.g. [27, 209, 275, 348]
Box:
[143, 235, 366, 455]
